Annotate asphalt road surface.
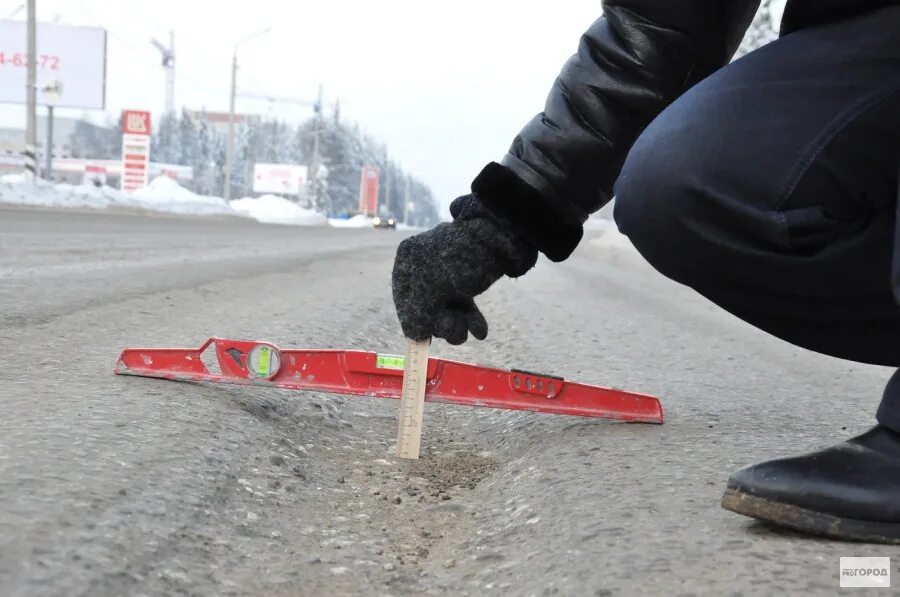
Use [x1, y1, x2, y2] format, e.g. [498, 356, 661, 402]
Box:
[1, 205, 897, 596]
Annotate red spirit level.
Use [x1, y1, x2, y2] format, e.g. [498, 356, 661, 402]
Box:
[115, 337, 663, 423]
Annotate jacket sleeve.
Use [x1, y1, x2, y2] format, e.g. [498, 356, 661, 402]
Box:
[471, 0, 761, 261]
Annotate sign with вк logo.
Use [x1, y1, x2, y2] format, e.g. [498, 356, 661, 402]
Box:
[122, 110, 152, 136]
[121, 110, 152, 193]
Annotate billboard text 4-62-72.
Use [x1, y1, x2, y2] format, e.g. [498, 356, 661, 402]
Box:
[0, 20, 107, 109]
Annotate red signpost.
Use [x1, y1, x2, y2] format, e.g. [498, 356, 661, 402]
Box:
[358, 165, 379, 215]
[121, 110, 151, 193]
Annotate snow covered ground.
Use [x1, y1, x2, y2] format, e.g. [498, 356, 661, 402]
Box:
[230, 194, 327, 226]
[327, 215, 421, 231]
[0, 172, 427, 231]
[585, 213, 637, 253]
[0, 173, 327, 227]
[0, 174, 146, 211]
[327, 214, 371, 228]
[0, 173, 234, 217]
[133, 176, 233, 216]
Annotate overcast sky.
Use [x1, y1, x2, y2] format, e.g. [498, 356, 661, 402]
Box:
[0, 0, 604, 212]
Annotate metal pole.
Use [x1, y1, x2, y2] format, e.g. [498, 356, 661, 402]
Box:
[310, 84, 322, 212]
[24, 0, 37, 181]
[45, 104, 53, 180]
[383, 165, 391, 217]
[224, 51, 237, 202]
[403, 174, 411, 224]
[311, 119, 319, 209]
[222, 28, 269, 201]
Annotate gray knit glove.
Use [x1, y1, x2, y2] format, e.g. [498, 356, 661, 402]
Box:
[392, 214, 537, 345]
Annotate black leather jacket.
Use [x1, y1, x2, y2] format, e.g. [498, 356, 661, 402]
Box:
[469, 0, 899, 261]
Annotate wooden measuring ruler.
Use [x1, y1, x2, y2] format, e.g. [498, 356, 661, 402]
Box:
[397, 338, 430, 459]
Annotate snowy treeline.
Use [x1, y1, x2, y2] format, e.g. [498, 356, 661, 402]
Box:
[69, 109, 440, 226]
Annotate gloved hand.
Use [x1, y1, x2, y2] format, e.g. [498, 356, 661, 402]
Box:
[391, 196, 537, 344]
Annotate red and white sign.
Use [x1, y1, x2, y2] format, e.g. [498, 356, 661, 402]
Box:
[122, 110, 152, 135]
[121, 110, 152, 192]
[253, 163, 307, 195]
[358, 166, 379, 215]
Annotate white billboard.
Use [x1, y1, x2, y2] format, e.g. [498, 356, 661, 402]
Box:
[253, 163, 308, 195]
[0, 20, 107, 109]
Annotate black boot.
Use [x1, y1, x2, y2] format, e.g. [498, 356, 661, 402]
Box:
[721, 426, 900, 543]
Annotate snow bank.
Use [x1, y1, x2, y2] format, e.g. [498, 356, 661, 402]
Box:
[0, 173, 144, 210]
[0, 172, 29, 185]
[229, 194, 327, 226]
[0, 172, 226, 215]
[0, 173, 333, 226]
[327, 215, 422, 230]
[328, 214, 371, 228]
[132, 176, 233, 216]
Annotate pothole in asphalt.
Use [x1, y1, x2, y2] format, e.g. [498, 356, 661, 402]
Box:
[408, 450, 498, 496]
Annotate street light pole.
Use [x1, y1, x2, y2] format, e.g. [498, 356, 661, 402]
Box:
[24, 0, 36, 181]
[383, 165, 391, 217]
[403, 174, 411, 224]
[224, 51, 238, 202]
[310, 84, 323, 212]
[223, 27, 270, 203]
[44, 104, 53, 179]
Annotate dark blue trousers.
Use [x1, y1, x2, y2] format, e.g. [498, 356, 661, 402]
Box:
[613, 6, 900, 431]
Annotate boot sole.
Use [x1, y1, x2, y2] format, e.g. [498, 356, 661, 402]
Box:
[722, 488, 900, 544]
